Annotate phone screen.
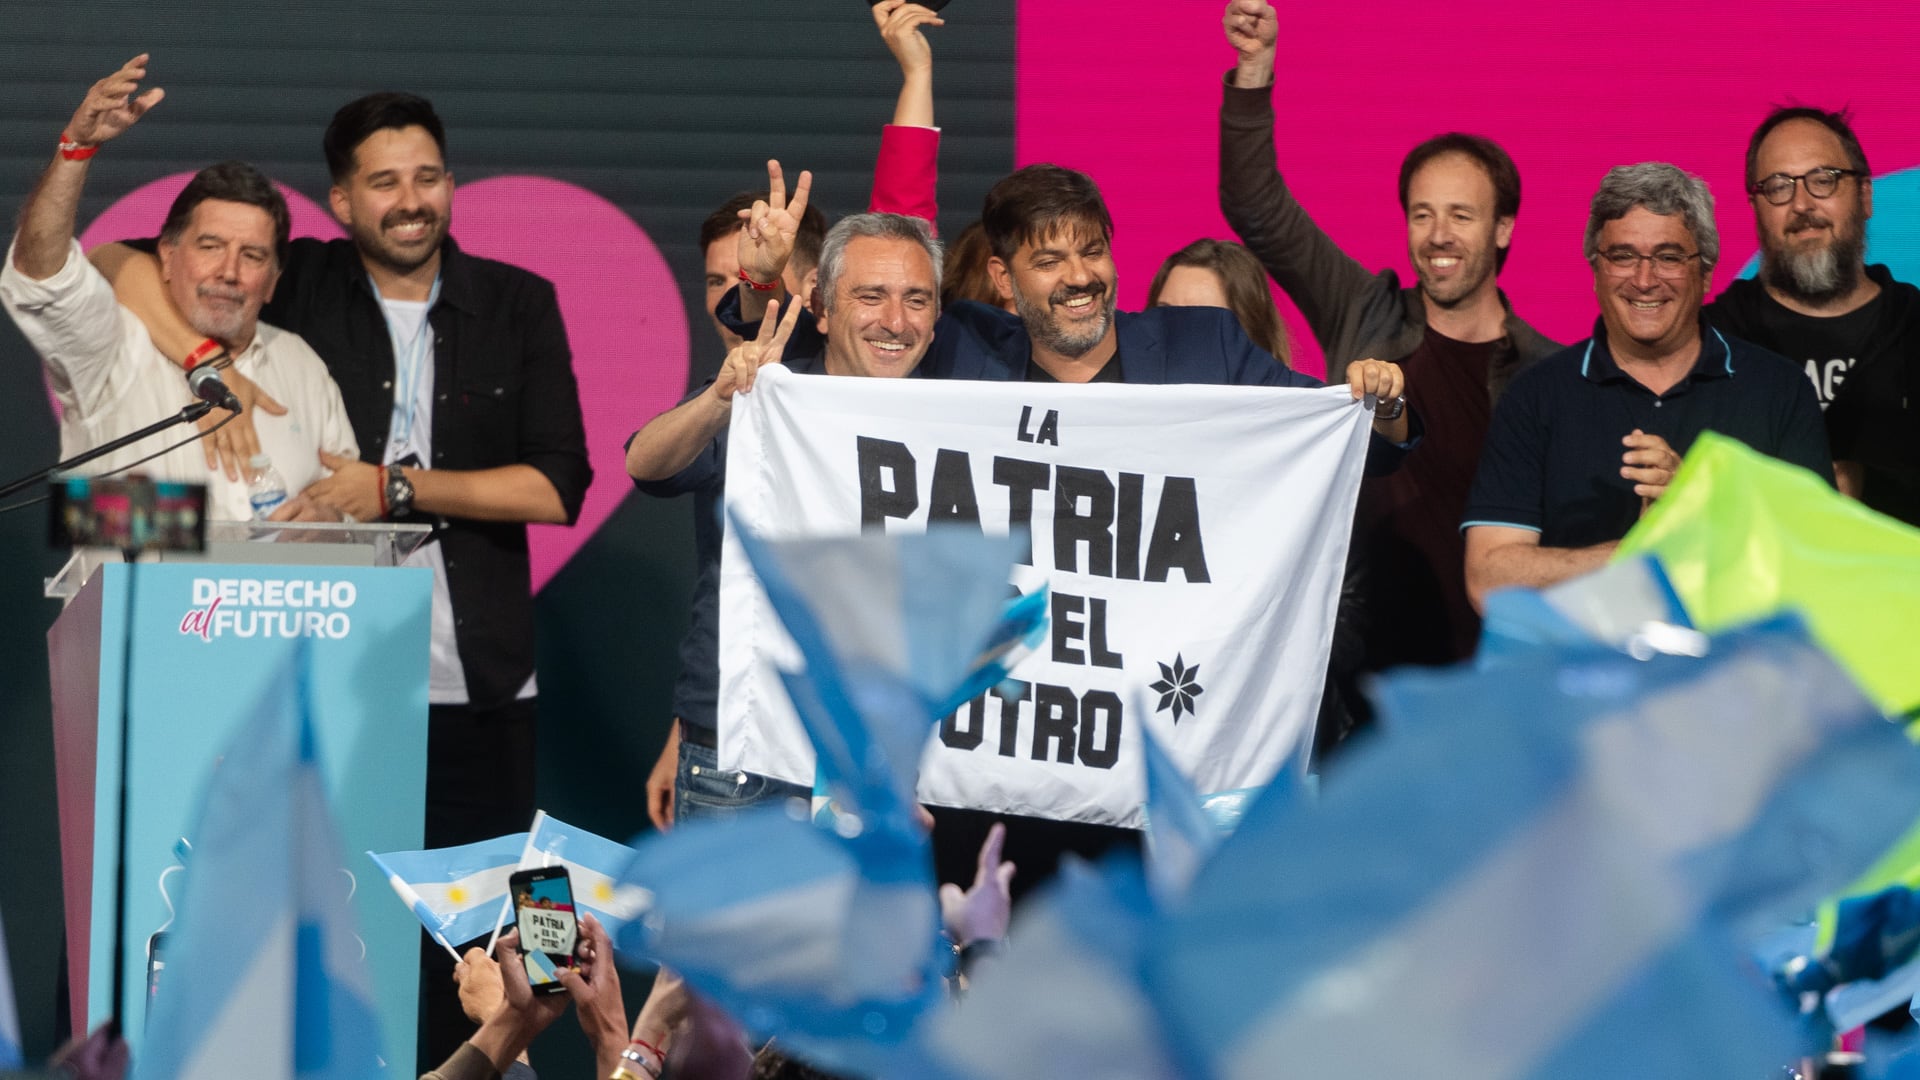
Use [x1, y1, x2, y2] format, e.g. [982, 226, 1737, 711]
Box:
[512, 870, 577, 992]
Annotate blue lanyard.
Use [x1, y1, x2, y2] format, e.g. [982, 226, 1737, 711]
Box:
[380, 274, 443, 450]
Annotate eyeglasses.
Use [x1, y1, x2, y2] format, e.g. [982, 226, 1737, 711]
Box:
[1751, 167, 1865, 206]
[1595, 250, 1702, 279]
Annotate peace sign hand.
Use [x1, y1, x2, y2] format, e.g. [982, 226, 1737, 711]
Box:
[736, 159, 813, 289]
[711, 294, 808, 404]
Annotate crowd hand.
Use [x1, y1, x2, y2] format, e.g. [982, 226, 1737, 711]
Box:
[64, 54, 165, 150]
[873, 0, 946, 75]
[199, 368, 288, 481]
[736, 159, 813, 289]
[557, 912, 631, 1064]
[478, 930, 571, 1059]
[48, 1023, 129, 1080]
[454, 945, 508, 1025]
[939, 821, 1016, 947]
[299, 451, 384, 522]
[710, 295, 805, 403]
[1621, 428, 1681, 508]
[1223, 1, 1277, 64]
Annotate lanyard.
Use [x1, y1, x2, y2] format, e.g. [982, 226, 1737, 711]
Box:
[380, 273, 443, 451]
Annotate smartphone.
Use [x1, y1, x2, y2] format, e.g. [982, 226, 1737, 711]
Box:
[509, 866, 577, 994]
[145, 930, 169, 1027]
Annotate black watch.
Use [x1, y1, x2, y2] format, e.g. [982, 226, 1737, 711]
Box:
[385, 463, 415, 518]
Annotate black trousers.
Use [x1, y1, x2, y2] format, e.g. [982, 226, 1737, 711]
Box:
[417, 696, 539, 1073]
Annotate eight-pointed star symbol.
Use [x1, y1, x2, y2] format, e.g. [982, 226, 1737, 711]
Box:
[1150, 653, 1203, 723]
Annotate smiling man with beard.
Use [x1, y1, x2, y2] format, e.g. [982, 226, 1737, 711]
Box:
[1464, 163, 1832, 605]
[1704, 107, 1920, 526]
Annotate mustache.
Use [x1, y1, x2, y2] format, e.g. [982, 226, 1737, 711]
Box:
[196, 284, 247, 304]
[1048, 281, 1106, 306]
[382, 209, 439, 230]
[1787, 212, 1833, 233]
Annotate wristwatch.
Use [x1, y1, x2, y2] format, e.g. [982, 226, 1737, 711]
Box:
[385, 463, 415, 518]
[1374, 394, 1407, 421]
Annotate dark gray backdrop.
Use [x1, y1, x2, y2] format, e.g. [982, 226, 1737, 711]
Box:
[0, 1, 1014, 1067]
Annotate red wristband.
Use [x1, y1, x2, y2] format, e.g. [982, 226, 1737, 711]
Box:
[375, 466, 388, 518]
[737, 266, 778, 292]
[631, 1037, 665, 1062]
[58, 132, 98, 161]
[183, 338, 224, 371]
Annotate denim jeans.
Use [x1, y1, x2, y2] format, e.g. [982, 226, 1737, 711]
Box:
[675, 736, 811, 822]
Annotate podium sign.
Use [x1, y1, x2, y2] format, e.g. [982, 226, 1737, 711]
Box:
[49, 562, 431, 1070]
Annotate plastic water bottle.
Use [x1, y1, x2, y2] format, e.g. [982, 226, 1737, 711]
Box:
[248, 453, 288, 520]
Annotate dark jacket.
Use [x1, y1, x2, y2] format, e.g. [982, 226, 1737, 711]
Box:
[1217, 75, 1560, 393]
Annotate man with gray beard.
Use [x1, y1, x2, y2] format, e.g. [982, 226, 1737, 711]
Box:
[1705, 107, 1920, 526]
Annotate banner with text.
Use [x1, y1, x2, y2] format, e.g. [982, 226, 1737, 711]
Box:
[719, 367, 1372, 827]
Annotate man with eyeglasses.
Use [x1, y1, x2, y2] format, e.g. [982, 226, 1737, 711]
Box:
[1461, 163, 1831, 606]
[1704, 107, 1920, 527]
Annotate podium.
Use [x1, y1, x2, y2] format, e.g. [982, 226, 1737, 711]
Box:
[48, 522, 434, 1071]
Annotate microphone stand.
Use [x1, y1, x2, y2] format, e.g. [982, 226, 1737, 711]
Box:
[0, 399, 217, 502]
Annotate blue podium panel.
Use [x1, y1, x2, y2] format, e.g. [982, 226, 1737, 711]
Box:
[56, 563, 431, 1072]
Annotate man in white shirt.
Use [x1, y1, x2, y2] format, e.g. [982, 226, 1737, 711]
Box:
[1, 54, 355, 521]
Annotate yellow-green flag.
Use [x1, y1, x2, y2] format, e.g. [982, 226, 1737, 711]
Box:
[1617, 432, 1920, 721]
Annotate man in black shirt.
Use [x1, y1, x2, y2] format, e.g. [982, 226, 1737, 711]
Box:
[1704, 107, 1920, 527]
[1465, 163, 1831, 605]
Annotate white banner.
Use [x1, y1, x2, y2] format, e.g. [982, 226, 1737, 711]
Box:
[719, 365, 1372, 828]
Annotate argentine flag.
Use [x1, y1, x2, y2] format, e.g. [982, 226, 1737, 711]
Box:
[133, 652, 384, 1080]
[370, 812, 647, 952]
[367, 833, 524, 950]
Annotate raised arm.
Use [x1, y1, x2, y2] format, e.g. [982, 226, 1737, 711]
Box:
[871, 1, 943, 223]
[1217, 0, 1400, 381]
[13, 56, 163, 280]
[733, 160, 813, 325]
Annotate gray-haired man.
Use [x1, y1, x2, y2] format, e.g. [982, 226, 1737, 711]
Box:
[626, 212, 945, 826]
[1463, 163, 1831, 606]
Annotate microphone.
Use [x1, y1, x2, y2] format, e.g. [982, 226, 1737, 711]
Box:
[186, 364, 243, 414]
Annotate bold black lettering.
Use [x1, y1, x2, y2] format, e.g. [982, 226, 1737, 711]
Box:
[1031, 683, 1078, 764]
[1087, 598, 1123, 668]
[940, 692, 987, 751]
[1077, 689, 1124, 769]
[1016, 404, 1036, 443]
[928, 448, 982, 529]
[1144, 476, 1211, 583]
[857, 436, 918, 532]
[1034, 408, 1059, 446]
[1053, 466, 1114, 577]
[993, 457, 1050, 565]
[1116, 472, 1143, 581]
[991, 681, 1030, 758]
[1050, 592, 1086, 665]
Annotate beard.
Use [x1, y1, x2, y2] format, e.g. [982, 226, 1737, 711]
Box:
[185, 284, 252, 343]
[1761, 213, 1865, 305]
[1012, 281, 1115, 358]
[350, 208, 449, 276]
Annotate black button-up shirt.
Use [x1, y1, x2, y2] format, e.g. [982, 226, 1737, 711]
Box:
[262, 235, 591, 708]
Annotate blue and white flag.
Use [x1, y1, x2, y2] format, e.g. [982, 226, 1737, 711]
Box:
[0, 908, 19, 1069]
[516, 811, 647, 936]
[616, 523, 1044, 1075]
[134, 650, 385, 1080]
[1148, 615, 1920, 1080]
[367, 833, 525, 950]
[1141, 725, 1220, 906]
[897, 857, 1179, 1080]
[1476, 554, 1693, 668]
